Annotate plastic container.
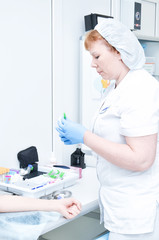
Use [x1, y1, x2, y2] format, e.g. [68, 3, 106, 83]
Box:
[144, 57, 156, 75]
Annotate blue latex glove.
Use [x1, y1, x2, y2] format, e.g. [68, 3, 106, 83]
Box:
[56, 117, 86, 145]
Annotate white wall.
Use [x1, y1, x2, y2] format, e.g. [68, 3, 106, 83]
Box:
[0, 0, 52, 168]
[53, 0, 111, 164]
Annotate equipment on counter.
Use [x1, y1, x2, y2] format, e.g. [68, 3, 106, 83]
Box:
[0, 166, 79, 198]
[71, 148, 86, 169]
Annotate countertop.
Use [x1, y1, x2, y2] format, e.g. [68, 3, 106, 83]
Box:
[41, 166, 100, 235]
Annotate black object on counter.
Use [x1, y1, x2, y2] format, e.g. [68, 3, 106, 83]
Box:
[17, 146, 38, 169]
[17, 146, 44, 179]
[71, 148, 86, 169]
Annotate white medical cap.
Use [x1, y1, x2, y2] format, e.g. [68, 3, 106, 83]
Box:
[95, 18, 145, 70]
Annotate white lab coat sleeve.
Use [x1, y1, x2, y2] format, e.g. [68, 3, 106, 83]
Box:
[119, 72, 159, 137]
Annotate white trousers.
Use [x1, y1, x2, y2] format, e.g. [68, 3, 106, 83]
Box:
[109, 203, 159, 240]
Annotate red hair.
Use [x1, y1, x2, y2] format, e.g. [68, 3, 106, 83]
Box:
[84, 29, 116, 52]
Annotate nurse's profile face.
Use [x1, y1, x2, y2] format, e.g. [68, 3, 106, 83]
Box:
[89, 39, 122, 81]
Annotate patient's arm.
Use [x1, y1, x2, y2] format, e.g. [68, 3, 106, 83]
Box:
[0, 195, 81, 219]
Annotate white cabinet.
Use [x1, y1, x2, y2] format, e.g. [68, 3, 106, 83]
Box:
[120, 0, 159, 39]
[139, 1, 156, 37]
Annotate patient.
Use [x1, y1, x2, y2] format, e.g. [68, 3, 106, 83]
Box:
[0, 194, 81, 219]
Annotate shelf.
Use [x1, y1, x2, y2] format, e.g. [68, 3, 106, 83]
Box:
[134, 33, 159, 42]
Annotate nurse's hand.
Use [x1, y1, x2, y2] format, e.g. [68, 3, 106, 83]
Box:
[56, 117, 87, 145]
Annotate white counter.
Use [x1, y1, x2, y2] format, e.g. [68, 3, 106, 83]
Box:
[41, 167, 100, 235]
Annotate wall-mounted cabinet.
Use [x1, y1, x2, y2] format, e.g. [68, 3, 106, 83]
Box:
[139, 1, 155, 37]
[120, 0, 159, 41]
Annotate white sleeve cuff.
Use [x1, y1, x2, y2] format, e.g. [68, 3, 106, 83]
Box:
[120, 124, 159, 137]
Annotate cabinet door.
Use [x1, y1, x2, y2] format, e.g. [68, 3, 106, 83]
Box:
[0, 0, 52, 168]
[120, 0, 157, 38]
[139, 0, 156, 37]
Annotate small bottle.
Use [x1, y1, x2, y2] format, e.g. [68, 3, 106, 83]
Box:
[20, 164, 33, 176]
[26, 164, 33, 174]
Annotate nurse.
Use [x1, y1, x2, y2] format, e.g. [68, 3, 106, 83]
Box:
[57, 19, 159, 239]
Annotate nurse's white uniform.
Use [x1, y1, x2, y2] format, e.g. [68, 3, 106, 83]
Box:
[92, 69, 159, 234]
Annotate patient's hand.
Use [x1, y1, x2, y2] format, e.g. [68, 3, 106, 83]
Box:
[54, 198, 81, 219]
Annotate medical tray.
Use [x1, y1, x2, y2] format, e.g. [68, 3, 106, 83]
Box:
[0, 167, 79, 198]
